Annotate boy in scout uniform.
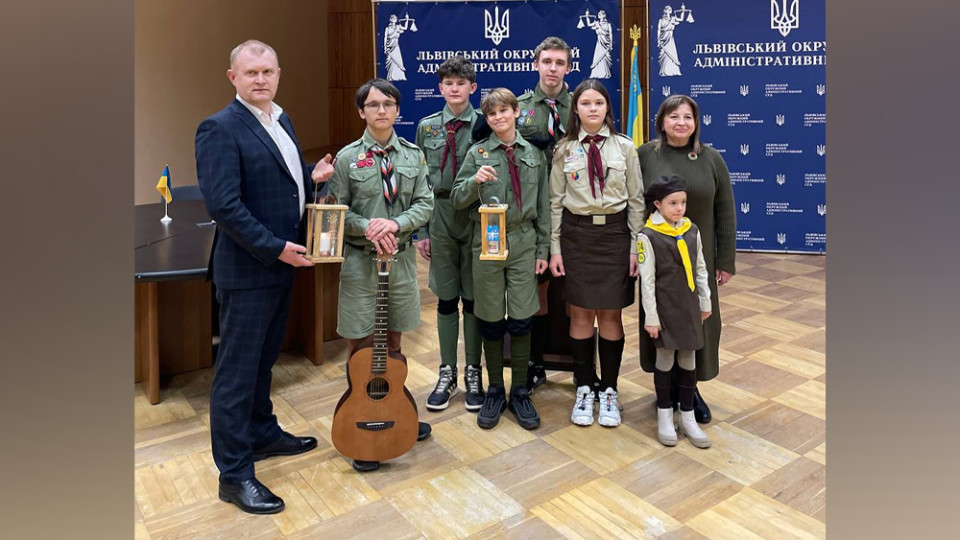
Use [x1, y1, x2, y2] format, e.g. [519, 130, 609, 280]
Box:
[515, 36, 574, 392]
[415, 56, 486, 412]
[328, 78, 434, 472]
[450, 88, 550, 431]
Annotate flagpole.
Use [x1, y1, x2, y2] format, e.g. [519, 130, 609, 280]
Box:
[161, 199, 172, 224]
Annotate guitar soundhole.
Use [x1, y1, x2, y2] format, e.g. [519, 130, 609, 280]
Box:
[366, 377, 390, 400]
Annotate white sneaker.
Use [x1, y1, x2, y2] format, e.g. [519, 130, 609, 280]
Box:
[679, 410, 711, 448]
[571, 385, 595, 426]
[657, 407, 678, 446]
[597, 387, 621, 427]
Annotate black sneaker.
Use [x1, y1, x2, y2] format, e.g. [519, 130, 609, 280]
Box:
[426, 365, 458, 411]
[477, 385, 507, 429]
[508, 387, 541, 430]
[463, 365, 485, 411]
[525, 362, 547, 393]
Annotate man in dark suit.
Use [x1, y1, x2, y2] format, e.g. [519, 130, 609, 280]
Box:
[195, 39, 334, 515]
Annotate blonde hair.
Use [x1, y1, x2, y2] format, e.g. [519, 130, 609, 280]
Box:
[229, 40, 279, 69]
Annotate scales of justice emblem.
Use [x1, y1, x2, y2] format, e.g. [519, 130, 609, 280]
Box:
[577, 9, 613, 79]
[771, 0, 800, 37]
[656, 3, 694, 77]
[484, 6, 509, 45]
[384, 13, 418, 81]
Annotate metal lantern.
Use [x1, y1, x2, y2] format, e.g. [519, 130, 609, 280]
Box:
[478, 204, 508, 261]
[305, 203, 348, 263]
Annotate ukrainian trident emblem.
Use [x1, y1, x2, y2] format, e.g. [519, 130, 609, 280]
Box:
[484, 6, 509, 45]
[817, 84, 826, 95]
[777, 233, 787, 245]
[702, 114, 711, 126]
[771, 0, 800, 37]
[776, 114, 785, 126]
[817, 204, 826, 216]
[776, 174, 786, 185]
[740, 85, 750, 96]
[662, 85, 672, 97]
[817, 144, 826, 156]
[740, 202, 750, 214]
[740, 144, 750, 156]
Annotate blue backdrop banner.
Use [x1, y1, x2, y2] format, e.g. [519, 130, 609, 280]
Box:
[375, 0, 621, 143]
[648, 0, 825, 253]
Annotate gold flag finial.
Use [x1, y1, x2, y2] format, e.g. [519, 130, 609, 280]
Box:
[630, 24, 642, 44]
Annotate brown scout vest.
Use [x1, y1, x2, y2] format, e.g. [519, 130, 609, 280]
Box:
[641, 223, 705, 351]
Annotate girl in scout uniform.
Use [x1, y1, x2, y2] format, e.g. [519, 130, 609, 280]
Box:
[637, 175, 712, 448]
[450, 88, 550, 431]
[328, 78, 435, 471]
[548, 79, 644, 428]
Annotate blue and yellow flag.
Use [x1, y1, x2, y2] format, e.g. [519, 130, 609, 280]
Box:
[626, 25, 644, 149]
[156, 165, 172, 203]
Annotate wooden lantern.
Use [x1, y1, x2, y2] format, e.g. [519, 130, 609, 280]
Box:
[478, 204, 508, 261]
[305, 203, 348, 263]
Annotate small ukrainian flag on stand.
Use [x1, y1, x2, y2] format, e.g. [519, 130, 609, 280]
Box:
[626, 25, 644, 149]
[156, 164, 173, 223]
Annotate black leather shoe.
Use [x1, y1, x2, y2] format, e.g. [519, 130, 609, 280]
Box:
[352, 459, 380, 472]
[693, 388, 712, 424]
[418, 421, 432, 441]
[252, 431, 318, 461]
[219, 478, 285, 514]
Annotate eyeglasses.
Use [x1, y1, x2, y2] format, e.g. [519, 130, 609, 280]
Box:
[363, 101, 397, 111]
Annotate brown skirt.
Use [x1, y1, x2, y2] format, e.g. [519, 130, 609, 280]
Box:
[560, 208, 636, 310]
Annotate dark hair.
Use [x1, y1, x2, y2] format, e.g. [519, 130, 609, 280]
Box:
[533, 36, 572, 64]
[653, 94, 701, 154]
[480, 87, 518, 115]
[562, 79, 617, 142]
[437, 55, 477, 83]
[355, 78, 401, 109]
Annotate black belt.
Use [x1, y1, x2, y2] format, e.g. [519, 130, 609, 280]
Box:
[345, 238, 414, 254]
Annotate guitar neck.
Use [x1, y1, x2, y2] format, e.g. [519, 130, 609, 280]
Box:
[373, 264, 390, 374]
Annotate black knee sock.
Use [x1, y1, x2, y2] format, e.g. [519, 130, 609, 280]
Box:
[678, 368, 697, 412]
[529, 315, 548, 368]
[569, 336, 595, 388]
[597, 336, 624, 391]
[654, 369, 673, 409]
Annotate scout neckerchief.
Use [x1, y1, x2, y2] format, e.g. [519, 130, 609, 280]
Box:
[645, 214, 695, 292]
[544, 98, 565, 139]
[371, 144, 398, 206]
[440, 119, 465, 177]
[582, 133, 605, 199]
[498, 143, 523, 209]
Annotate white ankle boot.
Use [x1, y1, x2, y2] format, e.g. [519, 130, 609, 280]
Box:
[657, 407, 678, 446]
[679, 410, 710, 448]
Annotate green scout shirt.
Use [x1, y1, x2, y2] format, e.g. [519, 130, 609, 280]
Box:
[328, 129, 434, 249]
[415, 104, 483, 240]
[516, 83, 572, 158]
[449, 132, 550, 261]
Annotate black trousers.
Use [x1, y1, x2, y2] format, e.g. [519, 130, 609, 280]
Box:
[210, 280, 293, 482]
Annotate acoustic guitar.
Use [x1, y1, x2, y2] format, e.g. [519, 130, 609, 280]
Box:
[331, 253, 419, 462]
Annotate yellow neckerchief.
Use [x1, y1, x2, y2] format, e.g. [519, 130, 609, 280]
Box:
[645, 212, 695, 291]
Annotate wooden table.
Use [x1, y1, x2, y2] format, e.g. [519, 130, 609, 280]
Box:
[135, 201, 340, 404]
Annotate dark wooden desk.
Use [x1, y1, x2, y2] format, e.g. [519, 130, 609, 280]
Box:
[135, 202, 340, 404]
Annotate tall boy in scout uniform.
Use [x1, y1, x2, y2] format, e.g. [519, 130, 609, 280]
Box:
[328, 78, 434, 472]
[515, 36, 574, 391]
[450, 88, 550, 431]
[416, 56, 486, 412]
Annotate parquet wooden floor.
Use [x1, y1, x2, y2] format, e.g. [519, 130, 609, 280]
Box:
[134, 252, 826, 539]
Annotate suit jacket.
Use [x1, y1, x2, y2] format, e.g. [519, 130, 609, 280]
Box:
[196, 99, 317, 290]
